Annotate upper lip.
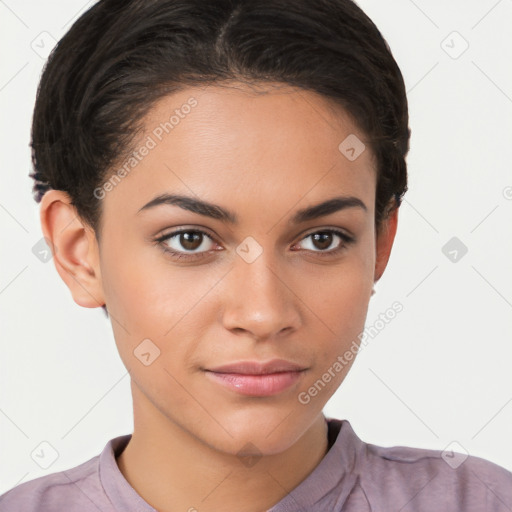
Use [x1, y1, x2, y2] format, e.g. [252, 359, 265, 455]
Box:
[206, 359, 307, 375]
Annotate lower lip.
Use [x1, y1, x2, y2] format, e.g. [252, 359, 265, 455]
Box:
[205, 370, 305, 396]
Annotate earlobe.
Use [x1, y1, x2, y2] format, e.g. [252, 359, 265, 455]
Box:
[39, 190, 105, 309]
[373, 204, 399, 284]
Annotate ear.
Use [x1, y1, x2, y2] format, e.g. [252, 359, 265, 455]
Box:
[39, 190, 105, 309]
[373, 203, 399, 284]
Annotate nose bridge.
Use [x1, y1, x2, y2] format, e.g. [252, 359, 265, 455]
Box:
[241, 252, 285, 303]
[221, 243, 301, 338]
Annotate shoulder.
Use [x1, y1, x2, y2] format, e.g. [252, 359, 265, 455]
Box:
[328, 419, 512, 511]
[362, 439, 512, 511]
[0, 452, 106, 512]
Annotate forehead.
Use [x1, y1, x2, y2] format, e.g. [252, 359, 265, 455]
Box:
[101, 82, 377, 221]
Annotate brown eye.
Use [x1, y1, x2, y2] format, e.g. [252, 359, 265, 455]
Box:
[179, 231, 204, 251]
[295, 229, 355, 255]
[311, 232, 335, 251]
[156, 229, 217, 260]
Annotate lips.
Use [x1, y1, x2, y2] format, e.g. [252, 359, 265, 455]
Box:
[206, 359, 307, 375]
[204, 359, 308, 397]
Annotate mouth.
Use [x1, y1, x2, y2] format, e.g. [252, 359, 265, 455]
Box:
[204, 359, 308, 397]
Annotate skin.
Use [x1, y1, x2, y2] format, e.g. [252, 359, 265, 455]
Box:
[39, 81, 398, 512]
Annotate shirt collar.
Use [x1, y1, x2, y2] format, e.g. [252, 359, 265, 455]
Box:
[99, 418, 364, 512]
[267, 418, 364, 511]
[99, 433, 157, 512]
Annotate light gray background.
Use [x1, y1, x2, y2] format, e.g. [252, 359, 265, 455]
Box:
[1, 0, 511, 494]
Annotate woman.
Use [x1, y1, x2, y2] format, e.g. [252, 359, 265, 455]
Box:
[1, 0, 510, 510]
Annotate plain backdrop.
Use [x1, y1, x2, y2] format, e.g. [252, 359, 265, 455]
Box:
[1, 0, 511, 494]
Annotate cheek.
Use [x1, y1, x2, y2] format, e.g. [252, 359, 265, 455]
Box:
[101, 243, 221, 369]
[99, 235, 177, 366]
[306, 238, 375, 357]
[100, 230, 189, 326]
[313, 239, 375, 314]
[298, 261, 372, 405]
[314, 278, 370, 360]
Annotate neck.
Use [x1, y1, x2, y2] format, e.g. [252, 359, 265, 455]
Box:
[116, 385, 329, 512]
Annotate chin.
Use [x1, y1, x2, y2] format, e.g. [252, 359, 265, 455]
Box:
[201, 409, 317, 457]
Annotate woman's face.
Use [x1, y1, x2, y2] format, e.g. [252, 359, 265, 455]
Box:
[95, 82, 395, 455]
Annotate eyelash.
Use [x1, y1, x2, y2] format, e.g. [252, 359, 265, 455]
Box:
[154, 228, 355, 262]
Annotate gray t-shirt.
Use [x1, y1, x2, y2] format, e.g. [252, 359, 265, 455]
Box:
[1, 418, 511, 511]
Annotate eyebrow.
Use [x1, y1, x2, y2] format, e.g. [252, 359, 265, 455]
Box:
[137, 193, 367, 224]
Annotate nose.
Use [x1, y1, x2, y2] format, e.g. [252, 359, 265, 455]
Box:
[220, 249, 302, 341]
